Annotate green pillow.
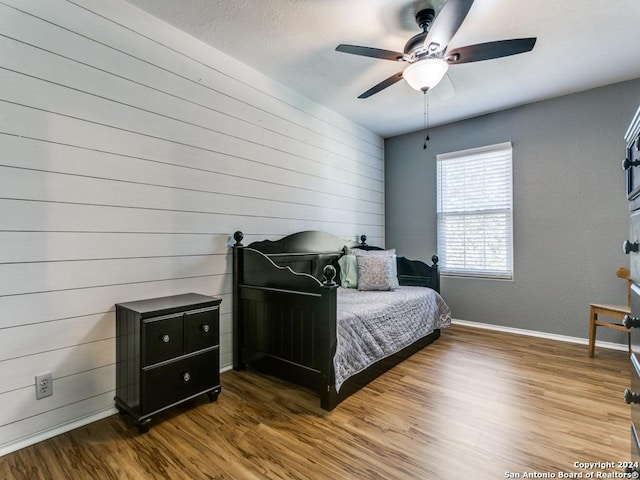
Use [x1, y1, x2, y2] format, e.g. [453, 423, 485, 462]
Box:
[337, 254, 358, 288]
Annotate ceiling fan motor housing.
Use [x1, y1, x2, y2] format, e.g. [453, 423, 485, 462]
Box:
[415, 8, 435, 29]
[404, 9, 435, 55]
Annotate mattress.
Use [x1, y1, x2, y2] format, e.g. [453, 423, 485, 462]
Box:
[334, 286, 451, 391]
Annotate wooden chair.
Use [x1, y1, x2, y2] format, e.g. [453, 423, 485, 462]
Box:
[588, 267, 632, 357]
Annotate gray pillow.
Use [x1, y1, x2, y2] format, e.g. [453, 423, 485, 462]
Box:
[354, 249, 399, 288]
[355, 254, 396, 291]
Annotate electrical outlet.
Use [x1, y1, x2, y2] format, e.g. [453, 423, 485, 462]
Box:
[35, 372, 53, 399]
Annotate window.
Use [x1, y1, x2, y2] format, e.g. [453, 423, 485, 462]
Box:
[436, 142, 513, 279]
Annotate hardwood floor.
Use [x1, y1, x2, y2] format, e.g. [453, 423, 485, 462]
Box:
[0, 325, 632, 479]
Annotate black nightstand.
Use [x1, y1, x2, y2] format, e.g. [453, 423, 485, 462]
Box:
[114, 293, 222, 433]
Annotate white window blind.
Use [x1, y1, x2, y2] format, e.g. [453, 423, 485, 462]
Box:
[436, 142, 513, 279]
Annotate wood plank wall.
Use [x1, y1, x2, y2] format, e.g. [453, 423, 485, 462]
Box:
[0, 0, 384, 454]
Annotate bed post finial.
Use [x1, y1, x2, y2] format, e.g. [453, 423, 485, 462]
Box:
[233, 231, 244, 246]
[431, 255, 439, 267]
[360, 235, 367, 247]
[322, 265, 337, 287]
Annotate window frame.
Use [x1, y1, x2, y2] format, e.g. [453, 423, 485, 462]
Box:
[436, 142, 514, 280]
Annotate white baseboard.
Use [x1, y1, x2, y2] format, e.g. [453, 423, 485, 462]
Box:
[0, 407, 116, 458]
[1, 368, 237, 458]
[451, 318, 628, 352]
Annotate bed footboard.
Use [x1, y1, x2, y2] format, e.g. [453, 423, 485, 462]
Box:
[232, 232, 339, 401]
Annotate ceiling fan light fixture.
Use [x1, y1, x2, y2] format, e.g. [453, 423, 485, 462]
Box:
[403, 57, 449, 92]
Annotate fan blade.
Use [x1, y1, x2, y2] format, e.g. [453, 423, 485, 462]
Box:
[423, 0, 475, 54]
[336, 44, 406, 61]
[445, 38, 537, 64]
[358, 71, 404, 98]
[432, 73, 455, 101]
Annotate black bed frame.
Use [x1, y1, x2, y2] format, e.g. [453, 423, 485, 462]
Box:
[232, 230, 441, 411]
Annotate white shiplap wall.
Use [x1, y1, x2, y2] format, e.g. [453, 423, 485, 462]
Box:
[0, 0, 384, 454]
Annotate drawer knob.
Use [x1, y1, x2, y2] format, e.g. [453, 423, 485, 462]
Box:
[622, 157, 640, 170]
[201, 324, 210, 333]
[161, 334, 170, 343]
[624, 388, 640, 404]
[623, 240, 639, 254]
[624, 314, 640, 329]
[182, 372, 191, 382]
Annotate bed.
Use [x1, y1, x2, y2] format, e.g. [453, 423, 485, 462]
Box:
[232, 230, 451, 410]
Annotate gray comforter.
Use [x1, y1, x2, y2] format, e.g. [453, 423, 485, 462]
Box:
[334, 286, 451, 391]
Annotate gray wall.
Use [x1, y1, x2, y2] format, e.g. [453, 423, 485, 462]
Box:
[386, 79, 640, 341]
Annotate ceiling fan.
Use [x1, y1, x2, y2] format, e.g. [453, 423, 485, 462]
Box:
[336, 0, 537, 98]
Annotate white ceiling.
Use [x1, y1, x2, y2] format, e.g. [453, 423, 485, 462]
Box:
[124, 0, 640, 138]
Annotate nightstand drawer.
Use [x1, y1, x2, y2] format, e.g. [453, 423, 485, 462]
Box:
[633, 423, 640, 463]
[630, 212, 640, 283]
[631, 284, 640, 356]
[143, 313, 184, 366]
[185, 307, 219, 353]
[628, 130, 640, 208]
[142, 349, 220, 414]
[631, 354, 640, 462]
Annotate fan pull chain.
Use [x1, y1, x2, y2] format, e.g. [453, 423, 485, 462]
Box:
[423, 90, 430, 150]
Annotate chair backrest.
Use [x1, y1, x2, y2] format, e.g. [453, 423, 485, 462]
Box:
[616, 267, 632, 307]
